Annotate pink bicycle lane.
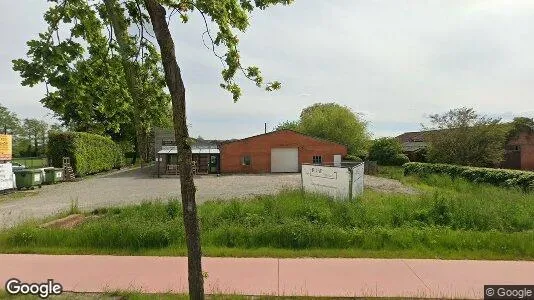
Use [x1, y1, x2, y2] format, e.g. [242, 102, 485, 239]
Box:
[0, 254, 533, 298]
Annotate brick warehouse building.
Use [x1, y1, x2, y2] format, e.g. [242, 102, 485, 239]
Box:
[220, 130, 348, 173]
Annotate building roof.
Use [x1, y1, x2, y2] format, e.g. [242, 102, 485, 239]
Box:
[220, 129, 347, 148]
[158, 146, 220, 154]
[396, 131, 427, 143]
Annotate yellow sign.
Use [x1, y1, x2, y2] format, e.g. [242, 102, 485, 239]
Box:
[0, 134, 12, 161]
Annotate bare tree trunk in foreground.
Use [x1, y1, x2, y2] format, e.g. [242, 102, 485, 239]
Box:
[144, 1, 204, 299]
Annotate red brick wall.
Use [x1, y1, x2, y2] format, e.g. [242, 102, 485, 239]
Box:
[521, 145, 534, 171]
[220, 130, 348, 173]
[507, 131, 534, 171]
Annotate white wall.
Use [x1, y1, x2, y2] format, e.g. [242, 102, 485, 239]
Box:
[351, 163, 365, 197]
[302, 163, 364, 199]
[0, 163, 15, 191]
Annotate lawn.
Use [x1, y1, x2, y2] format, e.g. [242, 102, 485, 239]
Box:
[12, 157, 48, 169]
[0, 174, 533, 260]
[376, 165, 404, 181]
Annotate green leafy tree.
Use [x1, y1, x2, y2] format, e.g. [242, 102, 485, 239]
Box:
[143, 0, 292, 298]
[0, 104, 21, 135]
[22, 118, 49, 157]
[279, 103, 370, 156]
[507, 117, 534, 140]
[424, 107, 508, 167]
[12, 0, 171, 161]
[275, 120, 300, 131]
[369, 137, 409, 166]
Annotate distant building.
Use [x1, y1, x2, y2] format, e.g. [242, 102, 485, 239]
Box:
[153, 128, 347, 174]
[220, 130, 347, 173]
[154, 127, 227, 175]
[395, 129, 534, 171]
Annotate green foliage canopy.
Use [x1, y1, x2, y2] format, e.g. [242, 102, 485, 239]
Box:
[48, 132, 124, 176]
[12, 0, 171, 145]
[0, 104, 21, 135]
[161, 0, 292, 101]
[424, 107, 508, 167]
[276, 103, 370, 156]
[369, 137, 409, 166]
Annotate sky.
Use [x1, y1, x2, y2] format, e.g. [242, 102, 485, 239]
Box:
[1, 0, 534, 139]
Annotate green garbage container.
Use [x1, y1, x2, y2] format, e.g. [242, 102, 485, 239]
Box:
[43, 168, 63, 184]
[14, 169, 43, 190]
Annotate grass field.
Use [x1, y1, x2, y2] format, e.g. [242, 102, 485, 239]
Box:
[12, 157, 48, 169]
[376, 165, 404, 180]
[0, 174, 533, 260]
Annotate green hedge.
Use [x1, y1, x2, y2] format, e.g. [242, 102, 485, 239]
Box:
[48, 132, 124, 176]
[403, 162, 534, 192]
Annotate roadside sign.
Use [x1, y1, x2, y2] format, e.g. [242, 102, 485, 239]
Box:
[0, 134, 12, 161]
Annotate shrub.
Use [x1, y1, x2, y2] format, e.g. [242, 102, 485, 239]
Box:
[48, 132, 124, 176]
[369, 137, 409, 166]
[403, 162, 534, 192]
[343, 155, 363, 162]
[393, 154, 410, 165]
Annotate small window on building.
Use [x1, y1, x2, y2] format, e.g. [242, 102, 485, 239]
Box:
[312, 155, 322, 164]
[242, 155, 251, 166]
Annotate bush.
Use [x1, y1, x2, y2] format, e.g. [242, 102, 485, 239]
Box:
[48, 132, 124, 176]
[403, 162, 534, 192]
[393, 154, 410, 165]
[343, 155, 363, 162]
[369, 137, 409, 166]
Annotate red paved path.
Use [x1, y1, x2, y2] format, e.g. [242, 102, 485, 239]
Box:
[1, 255, 532, 298]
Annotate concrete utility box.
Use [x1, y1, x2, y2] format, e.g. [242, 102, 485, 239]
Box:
[301, 163, 365, 200]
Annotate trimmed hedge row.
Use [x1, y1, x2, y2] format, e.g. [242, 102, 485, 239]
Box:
[48, 132, 124, 176]
[403, 162, 534, 192]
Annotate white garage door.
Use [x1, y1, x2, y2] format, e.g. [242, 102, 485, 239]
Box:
[271, 148, 299, 173]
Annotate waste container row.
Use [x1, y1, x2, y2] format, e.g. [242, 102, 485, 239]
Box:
[13, 168, 64, 190]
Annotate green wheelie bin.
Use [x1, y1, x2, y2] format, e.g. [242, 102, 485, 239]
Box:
[14, 169, 43, 190]
[43, 167, 63, 184]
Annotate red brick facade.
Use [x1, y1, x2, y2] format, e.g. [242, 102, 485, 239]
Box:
[506, 131, 534, 171]
[220, 130, 348, 173]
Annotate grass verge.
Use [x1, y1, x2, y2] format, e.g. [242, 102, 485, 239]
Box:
[0, 175, 533, 260]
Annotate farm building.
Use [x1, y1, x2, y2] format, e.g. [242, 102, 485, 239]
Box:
[154, 128, 348, 174]
[396, 128, 534, 171]
[219, 130, 347, 173]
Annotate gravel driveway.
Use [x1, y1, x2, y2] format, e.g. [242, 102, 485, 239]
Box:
[0, 167, 416, 229]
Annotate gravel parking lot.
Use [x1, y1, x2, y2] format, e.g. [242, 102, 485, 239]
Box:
[0, 166, 416, 229]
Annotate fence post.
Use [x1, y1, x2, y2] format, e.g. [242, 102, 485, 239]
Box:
[348, 167, 353, 200]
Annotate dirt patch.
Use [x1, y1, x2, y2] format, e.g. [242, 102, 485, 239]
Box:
[40, 214, 99, 229]
[364, 175, 419, 195]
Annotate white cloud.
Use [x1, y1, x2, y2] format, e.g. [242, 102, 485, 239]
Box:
[2, 1, 534, 139]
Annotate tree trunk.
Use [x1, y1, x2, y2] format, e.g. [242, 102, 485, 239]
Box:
[144, 1, 204, 299]
[103, 0, 148, 164]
